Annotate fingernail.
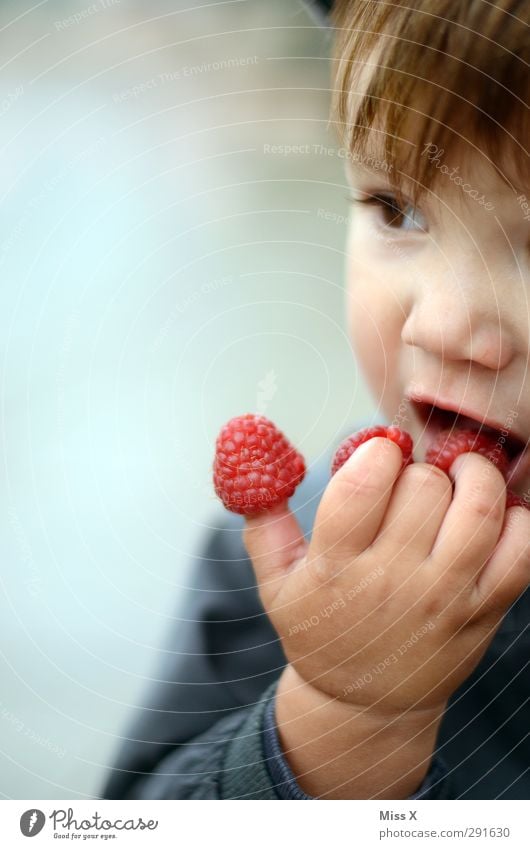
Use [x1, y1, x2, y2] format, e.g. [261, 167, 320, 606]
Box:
[347, 439, 374, 462]
[447, 453, 468, 478]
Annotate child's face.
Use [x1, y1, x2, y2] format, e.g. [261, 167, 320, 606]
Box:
[345, 142, 530, 497]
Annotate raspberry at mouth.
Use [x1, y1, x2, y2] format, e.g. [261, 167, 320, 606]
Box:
[412, 400, 526, 462]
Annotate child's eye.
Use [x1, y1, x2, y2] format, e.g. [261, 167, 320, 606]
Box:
[346, 192, 428, 233]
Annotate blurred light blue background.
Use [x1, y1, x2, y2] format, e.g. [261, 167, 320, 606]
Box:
[0, 0, 374, 798]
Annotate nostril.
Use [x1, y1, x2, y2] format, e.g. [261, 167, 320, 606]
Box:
[402, 309, 514, 370]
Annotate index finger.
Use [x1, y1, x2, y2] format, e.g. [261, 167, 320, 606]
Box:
[312, 437, 404, 564]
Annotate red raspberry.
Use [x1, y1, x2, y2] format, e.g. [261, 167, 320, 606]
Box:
[425, 428, 510, 478]
[331, 426, 414, 476]
[213, 414, 306, 515]
[506, 490, 530, 510]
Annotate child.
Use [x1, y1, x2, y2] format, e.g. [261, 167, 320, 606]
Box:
[103, 0, 530, 799]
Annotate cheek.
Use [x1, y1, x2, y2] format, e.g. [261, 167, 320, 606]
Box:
[346, 259, 406, 412]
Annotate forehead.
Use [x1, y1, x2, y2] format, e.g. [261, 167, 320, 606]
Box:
[342, 103, 528, 209]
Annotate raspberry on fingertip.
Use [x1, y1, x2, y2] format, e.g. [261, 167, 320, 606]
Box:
[213, 414, 306, 515]
[330, 425, 414, 477]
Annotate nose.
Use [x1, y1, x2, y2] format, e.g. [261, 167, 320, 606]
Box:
[400, 273, 515, 371]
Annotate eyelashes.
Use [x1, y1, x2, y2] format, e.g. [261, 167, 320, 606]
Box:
[345, 192, 428, 232]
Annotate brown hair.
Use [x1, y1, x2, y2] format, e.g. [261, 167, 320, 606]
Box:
[330, 0, 530, 205]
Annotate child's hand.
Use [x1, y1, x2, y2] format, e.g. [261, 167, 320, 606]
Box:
[244, 436, 530, 719]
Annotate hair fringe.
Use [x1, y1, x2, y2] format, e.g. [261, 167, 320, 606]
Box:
[329, 0, 530, 205]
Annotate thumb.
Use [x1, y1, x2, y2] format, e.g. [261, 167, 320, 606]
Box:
[243, 502, 309, 603]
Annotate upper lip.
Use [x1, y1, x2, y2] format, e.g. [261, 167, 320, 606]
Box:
[407, 392, 528, 453]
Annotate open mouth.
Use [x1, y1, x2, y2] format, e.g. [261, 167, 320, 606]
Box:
[412, 400, 527, 463]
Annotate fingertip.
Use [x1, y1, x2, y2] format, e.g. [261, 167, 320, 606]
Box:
[447, 450, 507, 485]
[340, 436, 403, 474]
[446, 453, 467, 480]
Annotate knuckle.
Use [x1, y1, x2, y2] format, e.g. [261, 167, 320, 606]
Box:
[421, 590, 445, 621]
[471, 607, 503, 638]
[412, 589, 448, 622]
[305, 550, 339, 585]
[334, 472, 388, 503]
[402, 462, 452, 494]
[465, 491, 504, 523]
